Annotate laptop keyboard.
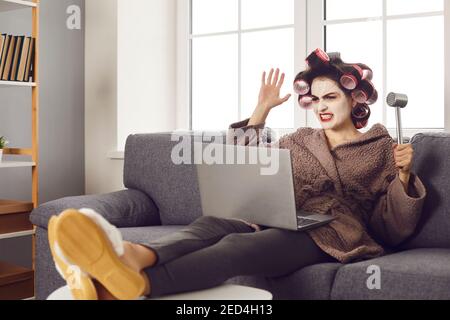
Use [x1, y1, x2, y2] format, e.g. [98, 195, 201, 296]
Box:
[297, 216, 319, 228]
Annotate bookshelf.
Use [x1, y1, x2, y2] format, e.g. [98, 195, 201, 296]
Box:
[0, 80, 36, 86]
[0, 0, 37, 12]
[0, 0, 38, 300]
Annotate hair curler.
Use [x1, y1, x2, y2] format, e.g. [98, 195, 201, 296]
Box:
[362, 68, 373, 81]
[387, 92, 408, 144]
[298, 95, 314, 109]
[305, 48, 330, 69]
[294, 79, 310, 95]
[366, 89, 378, 105]
[340, 65, 363, 90]
[352, 104, 371, 129]
[327, 52, 341, 61]
[352, 104, 371, 122]
[351, 81, 375, 104]
[354, 119, 369, 129]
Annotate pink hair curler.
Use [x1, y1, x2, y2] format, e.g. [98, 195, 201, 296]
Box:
[362, 68, 373, 81]
[355, 63, 374, 81]
[366, 89, 378, 105]
[354, 119, 369, 129]
[294, 79, 310, 95]
[352, 104, 371, 122]
[305, 48, 330, 69]
[340, 65, 363, 90]
[328, 52, 341, 61]
[352, 104, 371, 129]
[298, 95, 314, 109]
[351, 81, 375, 104]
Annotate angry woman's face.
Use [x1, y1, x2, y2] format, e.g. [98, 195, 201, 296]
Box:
[311, 77, 357, 131]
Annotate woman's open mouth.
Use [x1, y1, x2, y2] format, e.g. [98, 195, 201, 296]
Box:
[320, 113, 334, 122]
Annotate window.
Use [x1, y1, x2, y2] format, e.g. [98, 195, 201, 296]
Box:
[317, 0, 445, 131]
[185, 0, 448, 133]
[190, 0, 295, 131]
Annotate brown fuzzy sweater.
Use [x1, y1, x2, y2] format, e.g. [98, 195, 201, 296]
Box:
[227, 118, 427, 263]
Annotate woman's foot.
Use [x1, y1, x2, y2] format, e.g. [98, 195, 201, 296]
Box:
[94, 279, 117, 300]
[94, 241, 155, 299]
[121, 241, 158, 273]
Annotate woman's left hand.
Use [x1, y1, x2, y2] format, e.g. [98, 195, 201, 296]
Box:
[393, 143, 414, 187]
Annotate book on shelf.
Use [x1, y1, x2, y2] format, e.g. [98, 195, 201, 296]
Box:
[1, 35, 15, 80]
[17, 37, 31, 81]
[0, 34, 9, 78]
[0, 33, 35, 82]
[10, 36, 24, 81]
[24, 37, 34, 82]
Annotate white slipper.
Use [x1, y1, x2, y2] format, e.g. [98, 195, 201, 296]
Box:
[52, 208, 146, 300]
[48, 208, 127, 300]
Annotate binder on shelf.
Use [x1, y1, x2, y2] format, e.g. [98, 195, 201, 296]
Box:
[16, 37, 31, 82]
[0, 34, 35, 82]
[0, 34, 12, 79]
[24, 37, 34, 82]
[1, 35, 16, 80]
[0, 33, 7, 72]
[10, 35, 24, 81]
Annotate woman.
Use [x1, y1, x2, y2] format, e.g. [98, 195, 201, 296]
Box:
[48, 49, 426, 300]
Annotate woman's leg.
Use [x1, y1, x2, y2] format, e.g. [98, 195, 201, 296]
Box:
[143, 228, 336, 298]
[94, 215, 255, 299]
[135, 215, 255, 267]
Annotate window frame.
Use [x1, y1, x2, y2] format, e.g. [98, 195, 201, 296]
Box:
[178, 0, 449, 136]
[313, 0, 448, 137]
[181, 0, 306, 132]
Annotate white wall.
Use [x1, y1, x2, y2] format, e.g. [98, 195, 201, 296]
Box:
[446, 0, 450, 132]
[85, 0, 177, 194]
[85, 0, 123, 194]
[117, 0, 177, 150]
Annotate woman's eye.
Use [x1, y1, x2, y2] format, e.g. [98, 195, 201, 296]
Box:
[325, 96, 336, 100]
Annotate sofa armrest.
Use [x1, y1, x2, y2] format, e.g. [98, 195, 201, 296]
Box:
[30, 189, 161, 229]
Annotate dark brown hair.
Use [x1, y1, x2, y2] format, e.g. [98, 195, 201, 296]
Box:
[294, 52, 377, 129]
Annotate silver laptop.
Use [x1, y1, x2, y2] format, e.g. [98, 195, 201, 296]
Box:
[195, 143, 336, 231]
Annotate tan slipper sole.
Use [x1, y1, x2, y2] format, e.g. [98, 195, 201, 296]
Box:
[55, 209, 146, 300]
[48, 215, 98, 300]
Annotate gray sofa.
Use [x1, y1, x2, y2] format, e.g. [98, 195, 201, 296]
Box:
[30, 130, 450, 300]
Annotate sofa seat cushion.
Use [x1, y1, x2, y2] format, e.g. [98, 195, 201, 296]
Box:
[266, 262, 342, 300]
[331, 248, 450, 300]
[225, 263, 341, 300]
[120, 226, 341, 300]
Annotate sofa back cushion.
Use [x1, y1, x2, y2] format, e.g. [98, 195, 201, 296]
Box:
[401, 132, 450, 249]
[124, 132, 225, 225]
[124, 130, 450, 241]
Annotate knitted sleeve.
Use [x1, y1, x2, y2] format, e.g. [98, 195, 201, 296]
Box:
[369, 173, 427, 247]
[226, 118, 292, 149]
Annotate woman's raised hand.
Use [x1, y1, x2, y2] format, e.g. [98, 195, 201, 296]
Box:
[258, 68, 292, 111]
[248, 68, 292, 126]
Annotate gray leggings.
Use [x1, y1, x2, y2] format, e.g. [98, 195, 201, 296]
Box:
[140, 216, 335, 298]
